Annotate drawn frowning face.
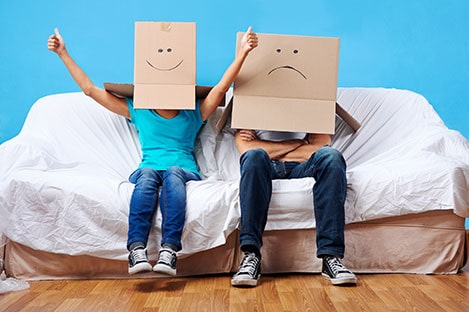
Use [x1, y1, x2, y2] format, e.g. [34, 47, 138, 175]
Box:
[267, 48, 307, 80]
[234, 32, 339, 100]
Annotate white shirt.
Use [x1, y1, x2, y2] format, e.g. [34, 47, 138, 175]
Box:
[255, 130, 307, 142]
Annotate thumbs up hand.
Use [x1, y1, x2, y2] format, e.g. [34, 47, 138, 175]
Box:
[47, 27, 66, 55]
[240, 26, 258, 54]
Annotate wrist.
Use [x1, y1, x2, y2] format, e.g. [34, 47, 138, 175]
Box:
[238, 48, 249, 58]
[57, 48, 68, 58]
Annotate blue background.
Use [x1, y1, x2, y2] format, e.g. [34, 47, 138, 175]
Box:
[1, 1, 468, 227]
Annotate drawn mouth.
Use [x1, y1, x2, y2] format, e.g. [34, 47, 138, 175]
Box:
[146, 59, 184, 71]
[268, 66, 307, 80]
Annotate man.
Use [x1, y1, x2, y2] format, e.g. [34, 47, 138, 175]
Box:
[231, 129, 357, 287]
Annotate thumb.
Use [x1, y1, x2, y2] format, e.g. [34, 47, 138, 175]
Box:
[54, 27, 61, 38]
[246, 26, 252, 34]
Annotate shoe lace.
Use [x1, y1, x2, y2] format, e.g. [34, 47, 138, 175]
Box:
[238, 252, 260, 275]
[132, 248, 147, 263]
[159, 248, 176, 264]
[327, 257, 349, 275]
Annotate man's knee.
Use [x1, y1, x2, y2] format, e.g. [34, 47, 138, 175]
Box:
[240, 148, 271, 171]
[315, 146, 345, 168]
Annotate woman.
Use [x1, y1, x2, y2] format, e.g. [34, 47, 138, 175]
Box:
[47, 25, 257, 276]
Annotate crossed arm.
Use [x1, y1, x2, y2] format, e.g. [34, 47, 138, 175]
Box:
[235, 130, 331, 162]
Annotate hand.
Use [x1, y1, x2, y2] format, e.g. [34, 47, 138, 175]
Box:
[240, 26, 258, 54]
[238, 129, 258, 141]
[48, 28, 66, 55]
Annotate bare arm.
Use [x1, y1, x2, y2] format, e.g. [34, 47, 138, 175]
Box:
[280, 133, 331, 162]
[48, 28, 129, 119]
[235, 129, 305, 160]
[199, 26, 258, 121]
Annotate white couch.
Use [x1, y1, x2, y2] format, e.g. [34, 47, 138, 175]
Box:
[1, 87, 468, 280]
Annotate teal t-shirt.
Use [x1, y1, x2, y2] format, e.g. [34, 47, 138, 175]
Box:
[126, 98, 204, 174]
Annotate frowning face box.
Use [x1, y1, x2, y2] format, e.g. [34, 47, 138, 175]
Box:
[231, 33, 340, 134]
[133, 22, 196, 109]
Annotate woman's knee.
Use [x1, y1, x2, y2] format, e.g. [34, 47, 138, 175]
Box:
[165, 166, 185, 177]
[129, 167, 159, 186]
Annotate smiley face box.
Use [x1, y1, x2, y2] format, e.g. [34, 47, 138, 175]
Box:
[231, 33, 340, 134]
[133, 22, 196, 109]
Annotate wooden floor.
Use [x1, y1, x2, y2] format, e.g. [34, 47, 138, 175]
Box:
[1, 269, 468, 312]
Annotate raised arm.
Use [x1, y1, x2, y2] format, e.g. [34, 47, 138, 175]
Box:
[235, 129, 305, 160]
[199, 26, 258, 121]
[48, 28, 130, 119]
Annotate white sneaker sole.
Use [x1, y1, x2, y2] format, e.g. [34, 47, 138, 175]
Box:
[231, 275, 260, 287]
[128, 262, 152, 275]
[153, 263, 177, 276]
[322, 273, 357, 285]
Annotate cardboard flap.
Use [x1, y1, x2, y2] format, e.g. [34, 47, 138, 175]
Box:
[104, 83, 217, 101]
[215, 95, 361, 133]
[215, 97, 233, 131]
[336, 102, 361, 131]
[231, 95, 336, 134]
[103, 83, 134, 98]
[134, 84, 194, 109]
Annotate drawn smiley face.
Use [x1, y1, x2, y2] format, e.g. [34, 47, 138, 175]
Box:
[134, 22, 195, 85]
[145, 47, 184, 72]
[267, 47, 307, 80]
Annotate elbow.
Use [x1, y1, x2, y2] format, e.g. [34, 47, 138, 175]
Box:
[212, 86, 227, 99]
[83, 85, 95, 97]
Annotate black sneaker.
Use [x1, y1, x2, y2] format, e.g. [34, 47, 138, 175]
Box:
[231, 252, 261, 287]
[153, 247, 177, 276]
[322, 256, 357, 285]
[128, 247, 152, 275]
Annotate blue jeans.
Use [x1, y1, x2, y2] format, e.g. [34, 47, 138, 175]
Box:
[127, 166, 201, 252]
[239, 146, 347, 258]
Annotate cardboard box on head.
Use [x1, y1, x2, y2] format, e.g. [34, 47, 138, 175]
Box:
[133, 21, 196, 109]
[220, 32, 359, 134]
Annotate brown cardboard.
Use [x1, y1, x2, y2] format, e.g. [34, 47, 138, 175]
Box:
[335, 102, 361, 132]
[103, 83, 134, 98]
[133, 22, 196, 109]
[216, 99, 361, 133]
[103, 83, 216, 102]
[228, 32, 360, 134]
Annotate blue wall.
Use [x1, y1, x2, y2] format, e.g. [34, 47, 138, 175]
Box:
[1, 1, 468, 227]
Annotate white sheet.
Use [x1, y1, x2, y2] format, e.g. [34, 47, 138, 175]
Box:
[0, 88, 468, 260]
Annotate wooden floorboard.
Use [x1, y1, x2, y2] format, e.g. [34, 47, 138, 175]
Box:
[1, 270, 468, 312]
[1, 230, 468, 311]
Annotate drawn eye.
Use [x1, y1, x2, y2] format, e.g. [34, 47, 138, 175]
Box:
[276, 49, 281, 53]
[167, 48, 172, 53]
[293, 49, 299, 54]
[158, 48, 163, 53]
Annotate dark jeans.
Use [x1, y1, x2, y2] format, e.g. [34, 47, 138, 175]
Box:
[239, 146, 347, 258]
[127, 166, 200, 251]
